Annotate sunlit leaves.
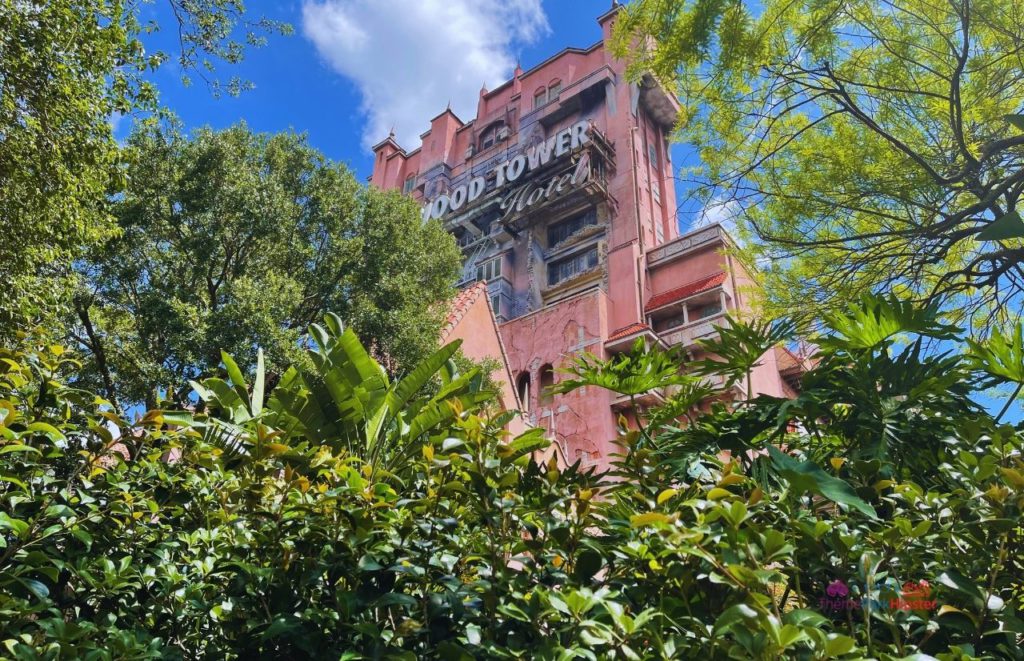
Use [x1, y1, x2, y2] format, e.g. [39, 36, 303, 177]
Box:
[550, 338, 691, 398]
[967, 322, 1024, 384]
[613, 0, 1024, 336]
[80, 122, 461, 407]
[821, 293, 961, 350]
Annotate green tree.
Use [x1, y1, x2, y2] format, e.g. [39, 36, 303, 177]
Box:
[73, 121, 462, 408]
[612, 0, 1024, 334]
[0, 0, 287, 339]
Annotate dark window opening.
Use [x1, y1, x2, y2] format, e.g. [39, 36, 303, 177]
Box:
[539, 364, 555, 407]
[533, 88, 547, 109]
[654, 313, 686, 332]
[694, 302, 723, 320]
[517, 372, 531, 412]
[548, 209, 598, 246]
[548, 247, 599, 286]
[476, 257, 501, 282]
[479, 122, 505, 152]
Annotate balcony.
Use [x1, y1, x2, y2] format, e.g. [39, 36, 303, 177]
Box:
[659, 313, 726, 348]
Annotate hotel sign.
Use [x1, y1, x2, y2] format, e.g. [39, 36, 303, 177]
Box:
[422, 120, 593, 222]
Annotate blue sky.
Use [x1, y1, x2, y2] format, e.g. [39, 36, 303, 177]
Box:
[130, 1, 646, 184]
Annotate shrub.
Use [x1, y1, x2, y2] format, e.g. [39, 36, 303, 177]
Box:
[1, 303, 1022, 658]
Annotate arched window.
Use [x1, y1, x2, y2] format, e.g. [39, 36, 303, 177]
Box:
[548, 79, 562, 101]
[533, 87, 547, 109]
[479, 121, 505, 152]
[539, 364, 555, 407]
[516, 372, 531, 412]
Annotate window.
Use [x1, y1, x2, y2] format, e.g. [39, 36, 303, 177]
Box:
[548, 80, 562, 101]
[490, 293, 501, 318]
[548, 247, 599, 286]
[648, 142, 659, 168]
[402, 175, 416, 194]
[479, 122, 505, 152]
[476, 257, 502, 282]
[533, 87, 547, 109]
[539, 364, 555, 407]
[547, 210, 597, 246]
[655, 314, 686, 332]
[517, 373, 531, 412]
[694, 302, 723, 319]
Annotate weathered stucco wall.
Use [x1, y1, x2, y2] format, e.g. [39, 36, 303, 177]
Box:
[500, 289, 619, 470]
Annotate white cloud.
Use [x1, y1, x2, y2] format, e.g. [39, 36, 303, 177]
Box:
[302, 0, 549, 150]
[694, 198, 740, 234]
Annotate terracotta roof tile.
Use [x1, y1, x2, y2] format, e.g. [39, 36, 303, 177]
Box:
[646, 272, 726, 312]
[607, 322, 651, 341]
[441, 282, 489, 341]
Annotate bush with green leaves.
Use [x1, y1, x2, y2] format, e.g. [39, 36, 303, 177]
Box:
[1, 303, 1022, 659]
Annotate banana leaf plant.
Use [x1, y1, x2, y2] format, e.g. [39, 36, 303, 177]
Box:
[191, 313, 497, 478]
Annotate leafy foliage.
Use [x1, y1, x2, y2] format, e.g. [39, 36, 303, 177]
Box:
[612, 0, 1024, 335]
[74, 121, 462, 408]
[2, 299, 1023, 658]
[194, 313, 494, 478]
[0, 0, 285, 339]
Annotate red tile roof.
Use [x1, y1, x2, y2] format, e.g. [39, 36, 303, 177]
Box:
[607, 322, 651, 341]
[646, 272, 727, 312]
[441, 282, 489, 341]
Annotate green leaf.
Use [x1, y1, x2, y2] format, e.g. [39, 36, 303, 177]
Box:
[389, 341, 461, 416]
[497, 431, 550, 463]
[25, 422, 66, 442]
[0, 444, 41, 456]
[714, 603, 759, 632]
[937, 568, 985, 607]
[161, 411, 193, 426]
[0, 475, 28, 490]
[221, 350, 247, 389]
[976, 210, 1024, 241]
[0, 513, 29, 536]
[374, 592, 417, 608]
[252, 348, 265, 415]
[769, 447, 877, 518]
[358, 555, 384, 572]
[630, 512, 673, 527]
[823, 634, 856, 656]
[18, 577, 49, 601]
[1005, 114, 1024, 131]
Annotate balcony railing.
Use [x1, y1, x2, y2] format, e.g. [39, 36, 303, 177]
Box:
[659, 313, 726, 348]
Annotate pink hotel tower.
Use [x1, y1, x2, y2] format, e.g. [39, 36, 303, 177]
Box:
[371, 7, 803, 469]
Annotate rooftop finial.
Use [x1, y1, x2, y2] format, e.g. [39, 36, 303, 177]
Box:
[388, 125, 395, 138]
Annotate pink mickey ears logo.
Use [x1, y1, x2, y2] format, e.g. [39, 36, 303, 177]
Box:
[826, 580, 849, 597]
